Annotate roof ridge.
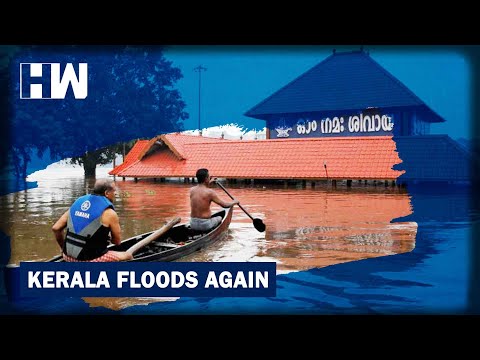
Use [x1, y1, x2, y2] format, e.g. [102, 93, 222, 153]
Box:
[182, 136, 394, 146]
[333, 49, 364, 55]
[244, 53, 336, 117]
[161, 134, 186, 160]
[113, 135, 406, 180]
[171, 133, 234, 142]
[137, 136, 163, 161]
[244, 51, 446, 123]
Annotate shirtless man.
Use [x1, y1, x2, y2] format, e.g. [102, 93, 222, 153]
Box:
[190, 168, 239, 231]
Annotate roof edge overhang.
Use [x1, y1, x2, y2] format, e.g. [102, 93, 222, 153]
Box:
[245, 105, 446, 123]
[114, 174, 404, 181]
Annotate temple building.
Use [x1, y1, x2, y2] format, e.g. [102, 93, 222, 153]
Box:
[111, 50, 471, 185]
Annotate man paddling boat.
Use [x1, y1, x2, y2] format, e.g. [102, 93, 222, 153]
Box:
[190, 168, 239, 231]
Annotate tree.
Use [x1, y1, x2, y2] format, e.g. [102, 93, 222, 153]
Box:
[2, 46, 54, 182]
[0, 48, 11, 177]
[10, 45, 188, 178]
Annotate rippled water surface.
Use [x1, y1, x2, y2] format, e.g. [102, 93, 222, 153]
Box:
[0, 167, 418, 310]
[1, 168, 417, 267]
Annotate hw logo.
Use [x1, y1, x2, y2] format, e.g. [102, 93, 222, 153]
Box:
[19, 63, 88, 99]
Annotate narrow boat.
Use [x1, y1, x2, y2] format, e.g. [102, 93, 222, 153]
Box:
[47, 207, 233, 262]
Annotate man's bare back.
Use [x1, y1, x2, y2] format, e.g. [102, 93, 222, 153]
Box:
[190, 182, 239, 219]
[190, 184, 216, 219]
[189, 169, 239, 232]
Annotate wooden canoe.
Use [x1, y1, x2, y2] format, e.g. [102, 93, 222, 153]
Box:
[48, 207, 233, 262]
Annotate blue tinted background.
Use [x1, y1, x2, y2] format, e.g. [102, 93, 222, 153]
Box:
[0, 45, 477, 315]
[163, 46, 470, 140]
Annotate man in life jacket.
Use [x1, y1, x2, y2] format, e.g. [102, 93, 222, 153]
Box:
[52, 178, 133, 262]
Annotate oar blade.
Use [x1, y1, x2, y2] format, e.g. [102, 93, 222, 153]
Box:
[253, 218, 266, 232]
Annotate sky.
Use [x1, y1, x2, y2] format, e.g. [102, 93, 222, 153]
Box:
[162, 46, 471, 140]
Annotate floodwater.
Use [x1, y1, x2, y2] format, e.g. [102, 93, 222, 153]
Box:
[0, 166, 418, 311]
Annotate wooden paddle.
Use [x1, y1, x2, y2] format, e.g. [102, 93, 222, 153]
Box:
[126, 217, 181, 255]
[215, 181, 266, 232]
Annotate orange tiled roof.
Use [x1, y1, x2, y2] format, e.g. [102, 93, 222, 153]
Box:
[109, 140, 150, 175]
[111, 134, 404, 180]
[162, 133, 227, 159]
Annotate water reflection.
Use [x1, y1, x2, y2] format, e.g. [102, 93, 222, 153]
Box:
[0, 167, 417, 310]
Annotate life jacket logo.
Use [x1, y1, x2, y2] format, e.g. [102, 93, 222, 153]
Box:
[80, 200, 91, 211]
[19, 63, 88, 100]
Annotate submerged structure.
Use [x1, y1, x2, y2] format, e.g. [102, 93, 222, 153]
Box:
[111, 50, 471, 185]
